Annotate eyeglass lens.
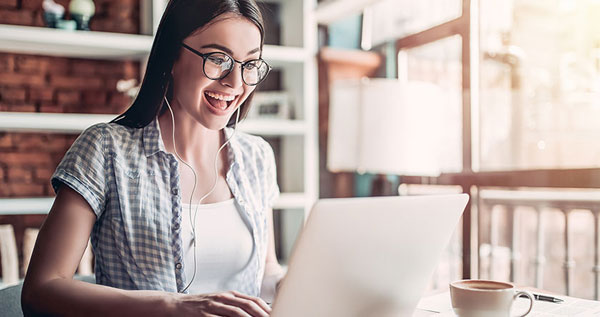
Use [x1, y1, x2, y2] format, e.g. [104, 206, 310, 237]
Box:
[203, 52, 269, 85]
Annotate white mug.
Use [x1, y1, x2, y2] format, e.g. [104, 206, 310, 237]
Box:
[450, 280, 534, 317]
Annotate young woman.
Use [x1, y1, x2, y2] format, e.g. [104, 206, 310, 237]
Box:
[21, 1, 283, 316]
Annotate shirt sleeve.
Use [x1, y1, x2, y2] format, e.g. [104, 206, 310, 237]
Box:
[51, 123, 108, 218]
[260, 139, 280, 209]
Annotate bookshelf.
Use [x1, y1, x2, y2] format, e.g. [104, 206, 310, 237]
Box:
[0, 0, 318, 262]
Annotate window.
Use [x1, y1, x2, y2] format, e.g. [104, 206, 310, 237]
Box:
[390, 0, 600, 299]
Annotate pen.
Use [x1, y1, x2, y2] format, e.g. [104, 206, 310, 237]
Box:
[533, 294, 564, 303]
[519, 293, 564, 303]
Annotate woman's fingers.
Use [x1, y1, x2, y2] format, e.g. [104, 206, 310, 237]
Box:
[213, 293, 269, 317]
[208, 300, 253, 317]
[230, 291, 272, 313]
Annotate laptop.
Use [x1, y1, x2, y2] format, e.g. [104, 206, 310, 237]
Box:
[270, 194, 469, 317]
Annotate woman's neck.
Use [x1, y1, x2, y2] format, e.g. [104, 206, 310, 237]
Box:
[157, 102, 223, 166]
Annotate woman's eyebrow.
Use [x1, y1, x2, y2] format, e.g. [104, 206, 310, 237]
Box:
[200, 44, 261, 57]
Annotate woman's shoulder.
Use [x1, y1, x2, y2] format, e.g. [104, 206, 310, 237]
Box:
[231, 129, 272, 155]
[81, 121, 136, 137]
[76, 121, 145, 155]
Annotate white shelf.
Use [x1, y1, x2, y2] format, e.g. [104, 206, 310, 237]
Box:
[0, 112, 116, 134]
[0, 197, 53, 215]
[274, 192, 307, 209]
[315, 0, 381, 25]
[0, 112, 306, 136]
[0, 193, 306, 215]
[262, 45, 308, 66]
[0, 24, 153, 60]
[0, 24, 308, 64]
[238, 119, 306, 136]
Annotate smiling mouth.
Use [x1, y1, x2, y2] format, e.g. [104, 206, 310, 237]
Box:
[205, 91, 235, 111]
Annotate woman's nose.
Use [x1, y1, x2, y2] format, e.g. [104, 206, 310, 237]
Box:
[220, 63, 244, 89]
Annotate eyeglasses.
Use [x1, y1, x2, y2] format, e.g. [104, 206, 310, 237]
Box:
[181, 43, 272, 86]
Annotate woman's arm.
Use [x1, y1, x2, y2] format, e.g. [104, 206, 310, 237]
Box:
[22, 186, 271, 317]
[21, 186, 175, 316]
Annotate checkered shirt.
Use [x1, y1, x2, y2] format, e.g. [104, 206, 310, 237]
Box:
[51, 118, 279, 296]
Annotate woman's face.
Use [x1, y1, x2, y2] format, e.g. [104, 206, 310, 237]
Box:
[171, 13, 262, 130]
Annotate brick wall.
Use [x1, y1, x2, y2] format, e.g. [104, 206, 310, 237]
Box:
[0, 1, 141, 277]
[0, 0, 139, 34]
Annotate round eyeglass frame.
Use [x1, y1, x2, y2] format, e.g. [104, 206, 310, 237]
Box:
[181, 43, 272, 86]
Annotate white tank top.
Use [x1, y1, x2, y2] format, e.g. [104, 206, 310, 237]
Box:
[180, 199, 254, 294]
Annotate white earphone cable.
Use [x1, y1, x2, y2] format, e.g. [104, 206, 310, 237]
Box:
[164, 96, 240, 293]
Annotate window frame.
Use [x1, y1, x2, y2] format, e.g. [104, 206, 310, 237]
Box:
[394, 0, 600, 279]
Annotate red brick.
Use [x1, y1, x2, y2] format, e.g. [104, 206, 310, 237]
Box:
[2, 152, 54, 167]
[56, 90, 80, 106]
[94, 61, 125, 77]
[12, 134, 66, 153]
[0, 165, 4, 181]
[123, 62, 140, 78]
[0, 87, 27, 102]
[59, 105, 77, 113]
[0, 73, 45, 86]
[0, 53, 15, 72]
[0, 10, 34, 25]
[5, 183, 45, 197]
[0, 103, 36, 112]
[103, 78, 120, 91]
[39, 103, 62, 113]
[64, 103, 107, 114]
[32, 9, 45, 27]
[107, 4, 134, 19]
[0, 0, 18, 9]
[0, 132, 12, 147]
[54, 0, 69, 8]
[21, 0, 43, 10]
[99, 61, 140, 79]
[28, 88, 54, 102]
[34, 166, 55, 182]
[71, 60, 98, 76]
[44, 181, 55, 196]
[107, 92, 132, 109]
[90, 18, 138, 34]
[65, 135, 77, 145]
[46, 58, 69, 75]
[82, 90, 107, 105]
[15, 55, 49, 74]
[49, 75, 103, 89]
[7, 167, 33, 183]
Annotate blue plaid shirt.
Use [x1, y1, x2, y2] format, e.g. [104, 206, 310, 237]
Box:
[51, 118, 279, 295]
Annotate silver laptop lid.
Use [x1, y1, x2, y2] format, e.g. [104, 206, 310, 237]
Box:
[271, 194, 469, 317]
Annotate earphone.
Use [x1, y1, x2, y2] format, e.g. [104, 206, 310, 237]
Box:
[163, 96, 240, 293]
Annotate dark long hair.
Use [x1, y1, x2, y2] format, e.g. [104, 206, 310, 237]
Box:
[112, 0, 265, 128]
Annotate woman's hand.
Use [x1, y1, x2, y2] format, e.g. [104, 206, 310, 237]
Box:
[173, 291, 271, 317]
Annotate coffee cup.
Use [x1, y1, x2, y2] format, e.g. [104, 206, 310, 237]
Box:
[449, 279, 534, 317]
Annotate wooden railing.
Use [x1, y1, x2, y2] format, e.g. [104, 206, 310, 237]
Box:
[400, 168, 600, 299]
[479, 189, 600, 299]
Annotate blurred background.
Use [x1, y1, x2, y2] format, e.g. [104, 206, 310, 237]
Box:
[1, 0, 600, 301]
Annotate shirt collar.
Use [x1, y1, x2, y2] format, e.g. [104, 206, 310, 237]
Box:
[142, 118, 166, 157]
[224, 126, 245, 171]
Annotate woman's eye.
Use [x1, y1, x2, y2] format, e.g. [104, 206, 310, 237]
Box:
[208, 55, 228, 65]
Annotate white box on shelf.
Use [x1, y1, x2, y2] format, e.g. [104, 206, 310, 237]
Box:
[249, 91, 291, 120]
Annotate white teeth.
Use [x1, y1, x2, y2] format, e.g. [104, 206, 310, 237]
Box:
[206, 91, 235, 101]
